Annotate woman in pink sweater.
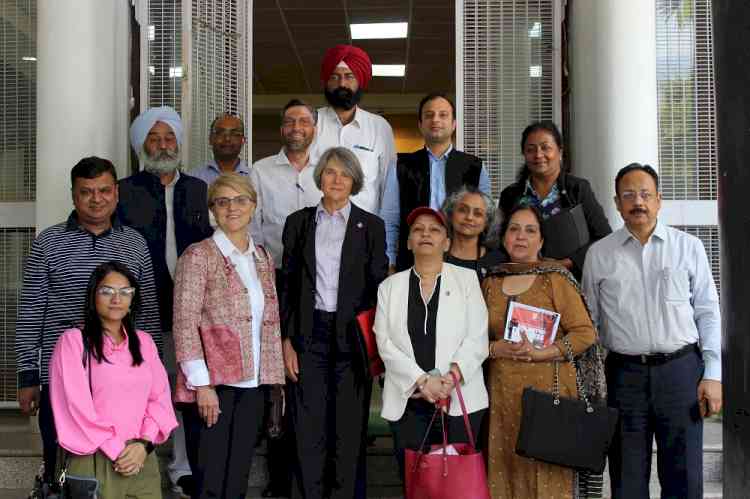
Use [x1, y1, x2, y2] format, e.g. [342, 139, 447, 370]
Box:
[50, 261, 177, 498]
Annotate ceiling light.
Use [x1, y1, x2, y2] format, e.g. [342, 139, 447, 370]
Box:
[21, 56, 37, 61]
[350, 22, 408, 40]
[372, 64, 405, 77]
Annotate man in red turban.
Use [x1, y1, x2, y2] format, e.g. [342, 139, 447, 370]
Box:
[310, 44, 397, 216]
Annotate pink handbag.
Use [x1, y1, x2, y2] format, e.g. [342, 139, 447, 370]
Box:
[404, 372, 490, 499]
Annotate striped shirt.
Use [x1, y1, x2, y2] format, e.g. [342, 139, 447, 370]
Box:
[16, 212, 162, 387]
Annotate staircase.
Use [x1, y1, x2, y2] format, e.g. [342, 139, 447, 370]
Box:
[0, 410, 723, 498]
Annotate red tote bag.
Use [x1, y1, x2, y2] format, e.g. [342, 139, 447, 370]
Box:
[404, 372, 490, 499]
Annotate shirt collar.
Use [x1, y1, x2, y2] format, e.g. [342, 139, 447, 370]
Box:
[165, 168, 180, 188]
[326, 106, 363, 128]
[426, 144, 453, 162]
[103, 327, 130, 354]
[617, 220, 667, 246]
[65, 211, 123, 233]
[207, 158, 251, 176]
[315, 201, 351, 224]
[523, 178, 559, 202]
[213, 228, 258, 258]
[276, 148, 312, 169]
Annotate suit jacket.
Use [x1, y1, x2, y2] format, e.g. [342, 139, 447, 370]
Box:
[374, 263, 489, 420]
[172, 237, 285, 403]
[117, 171, 213, 332]
[395, 148, 483, 270]
[279, 203, 388, 355]
[499, 171, 611, 278]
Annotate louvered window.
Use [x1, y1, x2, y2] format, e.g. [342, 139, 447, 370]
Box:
[185, 0, 252, 167]
[0, 229, 35, 403]
[460, 0, 560, 196]
[656, 0, 717, 200]
[144, 0, 251, 168]
[673, 225, 721, 296]
[146, 0, 183, 112]
[1, 0, 36, 202]
[1, 0, 37, 403]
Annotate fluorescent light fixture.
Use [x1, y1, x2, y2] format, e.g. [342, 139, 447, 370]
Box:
[350, 22, 408, 40]
[529, 65, 542, 78]
[372, 64, 405, 77]
[529, 22, 542, 38]
[148, 25, 156, 41]
[21, 56, 37, 61]
[169, 66, 183, 78]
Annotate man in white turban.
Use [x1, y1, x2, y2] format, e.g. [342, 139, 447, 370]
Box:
[117, 106, 213, 498]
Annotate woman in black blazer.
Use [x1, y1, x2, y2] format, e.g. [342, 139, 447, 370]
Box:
[499, 121, 611, 279]
[279, 146, 388, 499]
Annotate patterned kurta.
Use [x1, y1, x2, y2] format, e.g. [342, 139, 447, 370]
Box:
[482, 266, 596, 498]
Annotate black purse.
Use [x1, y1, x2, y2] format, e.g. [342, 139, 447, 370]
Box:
[515, 338, 619, 474]
[264, 384, 285, 439]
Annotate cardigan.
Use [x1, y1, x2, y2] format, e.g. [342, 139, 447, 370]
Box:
[172, 237, 284, 403]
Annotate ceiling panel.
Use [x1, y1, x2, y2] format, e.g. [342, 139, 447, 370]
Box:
[253, 0, 454, 95]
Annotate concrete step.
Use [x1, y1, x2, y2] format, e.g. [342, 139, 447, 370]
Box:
[0, 412, 723, 498]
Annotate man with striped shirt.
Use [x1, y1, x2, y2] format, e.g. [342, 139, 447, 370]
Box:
[16, 157, 162, 490]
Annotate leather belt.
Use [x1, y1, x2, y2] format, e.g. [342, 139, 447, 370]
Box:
[609, 343, 698, 366]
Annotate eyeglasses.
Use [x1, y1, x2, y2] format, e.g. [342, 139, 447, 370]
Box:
[211, 195, 254, 208]
[621, 190, 656, 202]
[211, 128, 244, 139]
[96, 286, 136, 299]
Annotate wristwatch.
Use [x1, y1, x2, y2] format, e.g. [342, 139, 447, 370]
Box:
[131, 438, 155, 454]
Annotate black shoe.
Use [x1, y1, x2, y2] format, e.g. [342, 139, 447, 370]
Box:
[172, 475, 196, 498]
[261, 485, 290, 498]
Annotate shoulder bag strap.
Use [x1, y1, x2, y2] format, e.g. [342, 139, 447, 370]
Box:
[450, 371, 477, 451]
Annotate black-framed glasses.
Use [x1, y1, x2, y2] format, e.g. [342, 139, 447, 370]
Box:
[621, 190, 655, 202]
[211, 128, 244, 139]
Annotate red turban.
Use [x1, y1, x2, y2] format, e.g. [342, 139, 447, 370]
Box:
[320, 45, 373, 90]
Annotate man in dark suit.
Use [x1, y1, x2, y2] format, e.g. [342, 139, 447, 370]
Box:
[117, 106, 212, 498]
[279, 147, 388, 499]
[379, 93, 491, 272]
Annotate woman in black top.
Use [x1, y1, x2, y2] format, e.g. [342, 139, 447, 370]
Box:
[443, 186, 506, 280]
[499, 121, 611, 279]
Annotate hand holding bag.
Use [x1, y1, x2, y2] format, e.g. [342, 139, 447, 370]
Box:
[404, 372, 490, 499]
[515, 337, 618, 473]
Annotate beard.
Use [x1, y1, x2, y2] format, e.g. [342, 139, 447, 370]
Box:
[324, 87, 363, 110]
[284, 133, 314, 152]
[141, 147, 180, 175]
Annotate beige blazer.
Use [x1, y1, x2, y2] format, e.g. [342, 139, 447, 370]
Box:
[374, 263, 489, 420]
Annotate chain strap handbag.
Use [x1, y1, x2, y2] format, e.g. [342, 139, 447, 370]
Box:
[58, 339, 101, 498]
[515, 337, 619, 474]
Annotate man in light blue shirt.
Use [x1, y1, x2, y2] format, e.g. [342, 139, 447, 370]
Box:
[379, 93, 491, 271]
[190, 113, 251, 185]
[582, 163, 721, 499]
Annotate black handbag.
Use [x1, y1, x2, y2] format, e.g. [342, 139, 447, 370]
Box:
[264, 384, 285, 439]
[59, 344, 101, 498]
[515, 338, 618, 474]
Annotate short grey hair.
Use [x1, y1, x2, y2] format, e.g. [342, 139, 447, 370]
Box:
[441, 186, 500, 247]
[313, 147, 365, 196]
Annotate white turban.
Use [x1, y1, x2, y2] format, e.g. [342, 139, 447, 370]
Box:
[129, 106, 183, 152]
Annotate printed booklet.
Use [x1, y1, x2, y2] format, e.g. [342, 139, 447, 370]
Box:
[504, 301, 561, 349]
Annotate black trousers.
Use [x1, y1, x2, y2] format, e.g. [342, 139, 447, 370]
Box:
[189, 386, 264, 499]
[606, 347, 704, 499]
[290, 311, 370, 499]
[38, 385, 58, 484]
[181, 403, 202, 498]
[389, 398, 486, 482]
[265, 384, 296, 495]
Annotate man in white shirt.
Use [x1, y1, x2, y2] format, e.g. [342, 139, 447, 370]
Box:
[311, 44, 396, 215]
[582, 163, 722, 499]
[118, 106, 213, 498]
[249, 99, 320, 498]
[250, 99, 322, 270]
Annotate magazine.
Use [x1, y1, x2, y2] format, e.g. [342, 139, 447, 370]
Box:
[503, 301, 561, 349]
